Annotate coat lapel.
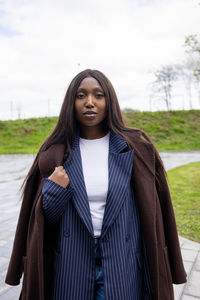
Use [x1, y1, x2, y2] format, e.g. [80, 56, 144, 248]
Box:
[101, 131, 134, 238]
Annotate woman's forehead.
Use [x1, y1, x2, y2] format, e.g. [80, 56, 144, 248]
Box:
[78, 77, 103, 90]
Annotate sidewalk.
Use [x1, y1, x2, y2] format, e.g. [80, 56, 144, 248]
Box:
[175, 237, 200, 299]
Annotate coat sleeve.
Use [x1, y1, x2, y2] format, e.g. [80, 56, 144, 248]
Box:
[155, 153, 187, 284]
[5, 172, 43, 286]
[42, 178, 73, 226]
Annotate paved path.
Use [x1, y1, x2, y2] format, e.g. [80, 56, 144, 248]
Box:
[0, 152, 200, 299]
[176, 237, 200, 299]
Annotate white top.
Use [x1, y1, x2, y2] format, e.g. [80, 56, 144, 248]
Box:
[79, 131, 110, 237]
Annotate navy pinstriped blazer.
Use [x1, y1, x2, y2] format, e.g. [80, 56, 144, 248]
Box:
[42, 130, 153, 299]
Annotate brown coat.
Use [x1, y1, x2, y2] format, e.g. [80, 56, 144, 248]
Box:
[5, 130, 187, 299]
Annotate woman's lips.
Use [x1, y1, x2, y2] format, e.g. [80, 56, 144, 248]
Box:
[83, 112, 97, 118]
[84, 113, 97, 119]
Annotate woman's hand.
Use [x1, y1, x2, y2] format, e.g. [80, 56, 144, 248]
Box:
[48, 166, 69, 188]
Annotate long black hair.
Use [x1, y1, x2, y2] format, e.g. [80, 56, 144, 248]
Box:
[21, 69, 164, 199]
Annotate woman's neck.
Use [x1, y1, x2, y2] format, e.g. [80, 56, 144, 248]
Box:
[79, 126, 108, 140]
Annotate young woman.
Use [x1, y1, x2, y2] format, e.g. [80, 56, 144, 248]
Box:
[6, 69, 187, 300]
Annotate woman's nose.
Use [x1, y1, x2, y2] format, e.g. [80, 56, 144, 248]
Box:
[85, 95, 94, 107]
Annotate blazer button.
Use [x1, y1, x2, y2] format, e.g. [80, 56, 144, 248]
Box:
[64, 231, 70, 238]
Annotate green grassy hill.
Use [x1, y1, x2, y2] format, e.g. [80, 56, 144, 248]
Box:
[123, 110, 200, 151]
[0, 110, 200, 154]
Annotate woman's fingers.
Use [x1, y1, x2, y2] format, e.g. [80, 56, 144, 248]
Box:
[48, 166, 70, 188]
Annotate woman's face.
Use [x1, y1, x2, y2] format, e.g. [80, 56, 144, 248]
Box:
[75, 77, 107, 129]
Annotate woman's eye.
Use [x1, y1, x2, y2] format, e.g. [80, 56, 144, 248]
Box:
[96, 93, 104, 99]
[76, 93, 85, 99]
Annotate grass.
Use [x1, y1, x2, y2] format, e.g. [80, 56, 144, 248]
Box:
[0, 110, 200, 153]
[0, 117, 57, 154]
[167, 162, 200, 242]
[123, 110, 200, 151]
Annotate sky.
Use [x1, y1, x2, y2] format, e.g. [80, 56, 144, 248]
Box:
[0, 0, 200, 120]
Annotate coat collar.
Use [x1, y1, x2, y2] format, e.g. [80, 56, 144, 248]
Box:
[72, 129, 128, 154]
[38, 130, 128, 178]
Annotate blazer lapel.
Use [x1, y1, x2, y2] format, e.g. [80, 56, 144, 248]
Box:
[101, 131, 134, 239]
[63, 133, 94, 237]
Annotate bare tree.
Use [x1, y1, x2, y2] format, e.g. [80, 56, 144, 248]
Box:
[153, 65, 178, 110]
[185, 34, 200, 54]
[175, 59, 197, 109]
[193, 67, 200, 106]
[184, 35, 200, 107]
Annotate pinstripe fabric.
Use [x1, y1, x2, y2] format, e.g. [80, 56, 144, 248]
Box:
[42, 178, 73, 225]
[42, 130, 153, 300]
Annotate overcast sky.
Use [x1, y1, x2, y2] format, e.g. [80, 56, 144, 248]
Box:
[0, 0, 200, 120]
